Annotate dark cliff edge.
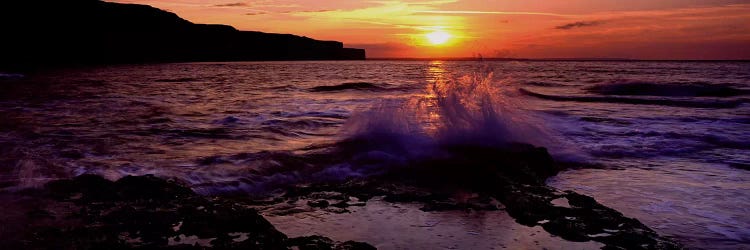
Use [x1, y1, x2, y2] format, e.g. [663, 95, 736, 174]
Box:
[0, 0, 366, 71]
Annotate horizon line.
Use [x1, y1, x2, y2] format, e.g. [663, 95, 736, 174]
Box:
[365, 57, 750, 62]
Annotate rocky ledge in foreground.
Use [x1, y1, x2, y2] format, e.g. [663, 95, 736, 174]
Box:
[256, 142, 683, 250]
[2, 142, 682, 249]
[1, 175, 375, 250]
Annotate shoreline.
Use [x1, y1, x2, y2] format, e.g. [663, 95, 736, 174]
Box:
[0, 143, 683, 249]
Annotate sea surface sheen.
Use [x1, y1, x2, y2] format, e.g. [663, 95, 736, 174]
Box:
[0, 60, 748, 249]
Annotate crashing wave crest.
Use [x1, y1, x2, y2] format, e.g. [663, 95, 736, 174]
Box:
[587, 80, 748, 97]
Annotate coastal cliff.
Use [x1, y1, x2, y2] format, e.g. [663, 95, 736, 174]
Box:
[0, 0, 365, 70]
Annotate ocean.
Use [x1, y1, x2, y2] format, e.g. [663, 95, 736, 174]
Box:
[1, 60, 748, 248]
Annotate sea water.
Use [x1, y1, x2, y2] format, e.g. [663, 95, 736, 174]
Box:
[0, 60, 748, 248]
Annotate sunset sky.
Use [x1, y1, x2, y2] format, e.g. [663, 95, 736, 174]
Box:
[112, 0, 750, 59]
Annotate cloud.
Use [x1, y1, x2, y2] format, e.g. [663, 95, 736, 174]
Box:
[414, 10, 574, 17]
[245, 12, 267, 16]
[244, 9, 333, 16]
[214, 2, 247, 7]
[555, 21, 603, 30]
[293, 1, 465, 32]
[296, 9, 336, 13]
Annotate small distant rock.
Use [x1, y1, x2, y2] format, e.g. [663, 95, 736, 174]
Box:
[308, 200, 330, 208]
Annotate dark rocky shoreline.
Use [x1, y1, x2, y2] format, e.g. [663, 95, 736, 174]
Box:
[1, 142, 682, 249]
[2, 174, 375, 249]
[263, 143, 682, 250]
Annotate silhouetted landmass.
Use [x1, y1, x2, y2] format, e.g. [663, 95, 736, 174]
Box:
[0, 0, 365, 71]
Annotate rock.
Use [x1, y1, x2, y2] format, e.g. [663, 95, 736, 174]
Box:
[22, 140, 683, 249]
[287, 236, 377, 250]
[9, 174, 375, 249]
[308, 200, 330, 208]
[331, 200, 350, 208]
[45, 174, 117, 201]
[287, 235, 336, 250]
[495, 185, 681, 249]
[337, 241, 378, 250]
[267, 143, 682, 250]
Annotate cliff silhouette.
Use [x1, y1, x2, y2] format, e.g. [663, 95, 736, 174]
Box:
[0, 0, 365, 70]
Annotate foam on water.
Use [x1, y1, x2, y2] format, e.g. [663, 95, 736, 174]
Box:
[342, 69, 578, 161]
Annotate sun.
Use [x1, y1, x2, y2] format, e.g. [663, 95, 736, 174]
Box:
[425, 30, 452, 45]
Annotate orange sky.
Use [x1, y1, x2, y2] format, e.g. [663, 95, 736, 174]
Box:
[112, 0, 750, 59]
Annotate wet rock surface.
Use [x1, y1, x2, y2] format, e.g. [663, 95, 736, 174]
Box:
[259, 143, 682, 250]
[2, 175, 374, 250]
[287, 236, 376, 250]
[2, 143, 682, 249]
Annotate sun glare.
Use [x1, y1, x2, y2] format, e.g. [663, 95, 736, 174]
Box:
[425, 30, 452, 45]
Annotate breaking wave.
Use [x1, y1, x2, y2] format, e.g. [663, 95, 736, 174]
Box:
[154, 77, 201, 83]
[310, 71, 579, 182]
[587, 80, 749, 97]
[342, 71, 566, 148]
[520, 88, 747, 109]
[310, 82, 387, 92]
[182, 71, 580, 195]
